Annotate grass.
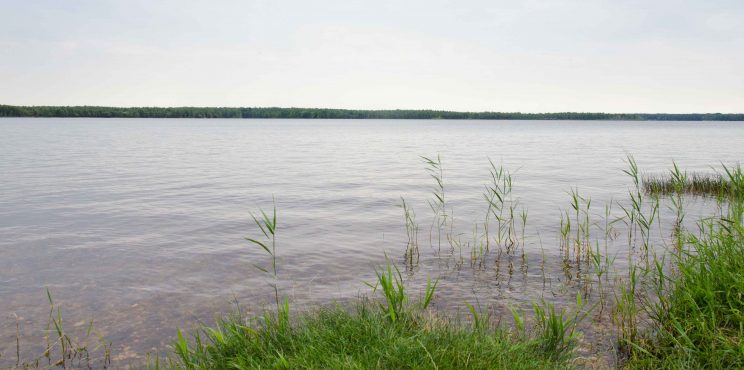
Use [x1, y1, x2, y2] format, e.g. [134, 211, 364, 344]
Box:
[623, 197, 744, 368]
[165, 251, 577, 369]
[166, 304, 574, 370]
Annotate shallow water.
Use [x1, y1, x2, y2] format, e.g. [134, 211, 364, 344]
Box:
[1, 118, 743, 364]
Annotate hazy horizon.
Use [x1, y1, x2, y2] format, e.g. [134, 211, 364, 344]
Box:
[1, 0, 743, 113]
[2, 104, 744, 115]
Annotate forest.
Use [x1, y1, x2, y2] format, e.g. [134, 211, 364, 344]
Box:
[1, 104, 742, 120]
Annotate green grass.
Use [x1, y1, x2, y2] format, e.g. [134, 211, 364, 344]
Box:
[167, 257, 575, 369]
[167, 304, 573, 370]
[623, 203, 744, 368]
[623, 163, 744, 368]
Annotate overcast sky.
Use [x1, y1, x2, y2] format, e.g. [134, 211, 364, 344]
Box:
[1, 0, 742, 112]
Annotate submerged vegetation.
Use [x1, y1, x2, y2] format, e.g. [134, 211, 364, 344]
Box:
[2, 104, 744, 121]
[3, 291, 112, 369]
[5, 158, 744, 369]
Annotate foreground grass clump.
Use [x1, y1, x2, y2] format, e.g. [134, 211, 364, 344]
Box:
[170, 305, 571, 370]
[625, 204, 744, 368]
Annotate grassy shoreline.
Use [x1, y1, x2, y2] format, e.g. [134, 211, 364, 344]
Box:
[5, 160, 743, 369]
[624, 203, 744, 368]
[164, 160, 744, 369]
[169, 303, 574, 369]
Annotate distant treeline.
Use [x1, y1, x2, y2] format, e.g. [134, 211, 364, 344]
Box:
[1, 105, 742, 121]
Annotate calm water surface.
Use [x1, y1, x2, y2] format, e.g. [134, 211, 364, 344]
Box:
[1, 118, 743, 363]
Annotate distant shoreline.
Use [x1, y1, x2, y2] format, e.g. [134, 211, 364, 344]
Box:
[1, 105, 743, 121]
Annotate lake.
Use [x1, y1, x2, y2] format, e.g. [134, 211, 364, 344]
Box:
[1, 118, 742, 364]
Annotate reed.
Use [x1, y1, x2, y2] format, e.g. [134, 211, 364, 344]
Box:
[373, 257, 409, 322]
[669, 163, 686, 216]
[624, 196, 744, 368]
[421, 155, 448, 250]
[6, 290, 112, 369]
[613, 263, 639, 352]
[399, 196, 420, 265]
[245, 200, 281, 310]
[619, 154, 659, 277]
[643, 170, 743, 197]
[520, 208, 528, 253]
[532, 292, 591, 357]
[567, 187, 593, 264]
[590, 242, 615, 319]
[559, 211, 571, 264]
[484, 160, 516, 250]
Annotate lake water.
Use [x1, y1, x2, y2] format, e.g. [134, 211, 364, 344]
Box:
[1, 118, 743, 364]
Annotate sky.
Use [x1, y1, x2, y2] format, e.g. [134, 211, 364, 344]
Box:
[0, 0, 742, 113]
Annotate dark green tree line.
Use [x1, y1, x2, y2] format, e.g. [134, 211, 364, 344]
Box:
[1, 105, 742, 121]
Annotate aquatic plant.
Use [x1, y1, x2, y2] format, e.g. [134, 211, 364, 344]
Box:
[421, 155, 448, 250]
[6, 290, 112, 369]
[532, 292, 590, 356]
[399, 196, 420, 266]
[483, 160, 519, 251]
[643, 169, 744, 198]
[245, 201, 281, 310]
[624, 195, 744, 368]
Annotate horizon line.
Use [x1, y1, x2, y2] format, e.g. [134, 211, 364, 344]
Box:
[2, 104, 743, 116]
